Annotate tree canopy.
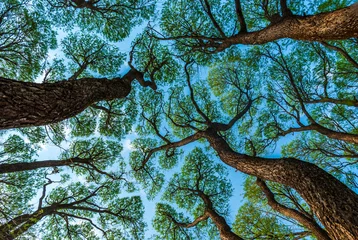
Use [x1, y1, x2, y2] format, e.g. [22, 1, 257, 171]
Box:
[0, 0, 358, 239]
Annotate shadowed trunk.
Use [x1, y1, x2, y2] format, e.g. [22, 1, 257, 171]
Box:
[215, 3, 358, 51]
[204, 129, 358, 240]
[206, 208, 242, 240]
[0, 209, 48, 240]
[0, 157, 90, 174]
[198, 191, 243, 240]
[0, 188, 103, 239]
[0, 69, 147, 130]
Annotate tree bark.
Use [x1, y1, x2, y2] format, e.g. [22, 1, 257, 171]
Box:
[206, 208, 242, 240]
[0, 69, 146, 130]
[215, 3, 358, 51]
[198, 191, 243, 240]
[0, 157, 90, 174]
[203, 129, 358, 240]
[0, 210, 45, 240]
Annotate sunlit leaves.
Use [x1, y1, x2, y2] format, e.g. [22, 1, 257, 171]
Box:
[152, 203, 198, 240]
[61, 32, 125, 78]
[41, 0, 155, 41]
[36, 182, 145, 240]
[131, 32, 179, 85]
[153, 148, 232, 239]
[233, 177, 308, 239]
[130, 138, 165, 199]
[0, 0, 56, 81]
[1, 134, 38, 163]
[233, 202, 294, 239]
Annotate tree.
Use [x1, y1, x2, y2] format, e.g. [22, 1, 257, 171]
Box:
[131, 60, 358, 239]
[43, 0, 155, 41]
[1, 0, 358, 239]
[0, 134, 143, 239]
[155, 0, 358, 52]
[259, 41, 358, 144]
[0, 1, 56, 81]
[0, 68, 155, 130]
[0, 180, 144, 239]
[153, 148, 241, 240]
[0, 0, 159, 130]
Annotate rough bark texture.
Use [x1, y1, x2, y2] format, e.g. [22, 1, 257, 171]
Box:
[215, 3, 358, 51]
[206, 208, 242, 240]
[203, 129, 358, 240]
[0, 69, 144, 130]
[0, 209, 46, 239]
[198, 191, 243, 240]
[0, 157, 90, 174]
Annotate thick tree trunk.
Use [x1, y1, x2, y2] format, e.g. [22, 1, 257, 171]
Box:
[0, 157, 90, 174]
[0, 69, 144, 130]
[215, 3, 358, 51]
[204, 129, 358, 240]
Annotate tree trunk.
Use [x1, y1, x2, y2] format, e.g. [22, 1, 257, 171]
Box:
[204, 129, 358, 240]
[215, 3, 358, 51]
[0, 69, 144, 130]
[0, 157, 90, 174]
[0, 214, 31, 240]
[198, 191, 243, 240]
[0, 210, 45, 240]
[206, 208, 242, 240]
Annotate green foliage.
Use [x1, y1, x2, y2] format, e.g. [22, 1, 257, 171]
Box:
[282, 133, 358, 190]
[0, 1, 56, 81]
[160, 0, 235, 55]
[163, 148, 232, 212]
[233, 202, 294, 239]
[40, 0, 155, 41]
[152, 203, 199, 240]
[36, 182, 145, 240]
[1, 134, 38, 163]
[1, 0, 358, 239]
[233, 177, 311, 239]
[131, 32, 180, 85]
[61, 32, 125, 78]
[130, 137, 165, 199]
[153, 148, 232, 239]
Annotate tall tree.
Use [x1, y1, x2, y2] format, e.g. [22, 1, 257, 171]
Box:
[1, 1, 358, 239]
[234, 176, 330, 239]
[156, 0, 358, 52]
[0, 180, 144, 239]
[259, 41, 358, 144]
[130, 61, 358, 239]
[153, 148, 241, 240]
[0, 68, 154, 130]
[0, 133, 142, 239]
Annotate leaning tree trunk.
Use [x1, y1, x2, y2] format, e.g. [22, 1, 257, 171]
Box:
[0, 69, 146, 130]
[0, 157, 91, 174]
[206, 208, 242, 240]
[215, 3, 358, 51]
[204, 129, 358, 240]
[199, 191, 243, 240]
[0, 211, 44, 240]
